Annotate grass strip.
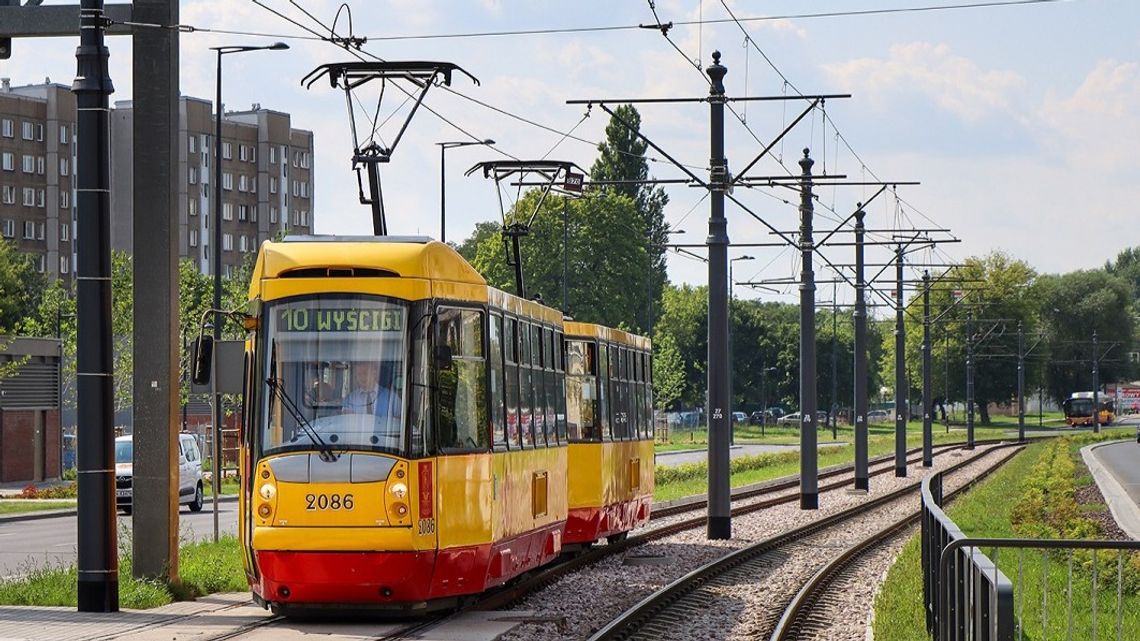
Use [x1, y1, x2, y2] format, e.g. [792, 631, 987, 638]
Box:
[0, 501, 77, 515]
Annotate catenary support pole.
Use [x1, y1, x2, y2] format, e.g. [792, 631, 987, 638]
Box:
[74, 0, 118, 612]
[131, 0, 180, 581]
[798, 148, 818, 509]
[1017, 321, 1025, 442]
[706, 51, 732, 539]
[831, 281, 838, 440]
[922, 270, 933, 467]
[1092, 330, 1100, 434]
[852, 205, 868, 490]
[212, 48, 224, 544]
[563, 198, 569, 315]
[894, 245, 907, 477]
[966, 310, 975, 449]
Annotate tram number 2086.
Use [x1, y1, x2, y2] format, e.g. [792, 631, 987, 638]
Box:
[304, 493, 354, 511]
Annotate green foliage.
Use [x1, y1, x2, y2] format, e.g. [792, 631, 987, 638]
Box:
[172, 535, 247, 599]
[652, 333, 685, 410]
[655, 448, 801, 486]
[0, 238, 45, 333]
[1009, 437, 1099, 539]
[17, 482, 77, 499]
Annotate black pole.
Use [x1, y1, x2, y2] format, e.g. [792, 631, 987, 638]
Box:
[798, 148, 818, 509]
[563, 198, 569, 315]
[1017, 321, 1025, 442]
[1092, 330, 1100, 434]
[439, 144, 446, 242]
[212, 49, 225, 543]
[831, 281, 838, 441]
[894, 245, 906, 477]
[728, 259, 734, 447]
[922, 271, 932, 467]
[74, 0, 118, 612]
[852, 206, 868, 490]
[966, 310, 975, 449]
[760, 367, 768, 438]
[706, 51, 731, 539]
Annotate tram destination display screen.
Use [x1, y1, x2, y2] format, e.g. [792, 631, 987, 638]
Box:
[277, 306, 404, 333]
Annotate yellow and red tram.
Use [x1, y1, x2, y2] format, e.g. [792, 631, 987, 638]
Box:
[563, 322, 654, 546]
[228, 236, 652, 614]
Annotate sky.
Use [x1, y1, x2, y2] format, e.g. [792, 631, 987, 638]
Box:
[3, 0, 1137, 308]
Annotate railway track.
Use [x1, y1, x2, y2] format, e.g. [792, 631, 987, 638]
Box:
[584, 443, 1023, 641]
[769, 442, 1017, 641]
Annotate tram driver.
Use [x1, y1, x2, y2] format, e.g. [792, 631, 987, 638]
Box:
[343, 361, 402, 420]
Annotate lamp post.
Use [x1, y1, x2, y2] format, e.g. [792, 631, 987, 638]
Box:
[438, 139, 494, 243]
[210, 42, 288, 543]
[729, 255, 754, 445]
[759, 365, 777, 436]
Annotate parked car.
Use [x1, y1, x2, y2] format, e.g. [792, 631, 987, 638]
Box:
[776, 412, 802, 426]
[750, 408, 785, 425]
[115, 433, 205, 514]
[732, 411, 748, 424]
[867, 409, 891, 424]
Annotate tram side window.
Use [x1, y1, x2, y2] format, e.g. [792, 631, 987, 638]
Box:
[531, 323, 547, 447]
[632, 351, 642, 439]
[519, 322, 534, 448]
[613, 346, 627, 440]
[504, 318, 520, 448]
[555, 331, 567, 442]
[597, 342, 610, 440]
[644, 351, 654, 438]
[566, 340, 597, 441]
[436, 308, 489, 452]
[489, 314, 507, 448]
[542, 327, 556, 446]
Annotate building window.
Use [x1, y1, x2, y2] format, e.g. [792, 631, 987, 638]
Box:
[250, 204, 258, 223]
[239, 144, 248, 162]
[223, 202, 233, 221]
[189, 167, 197, 184]
[21, 121, 34, 140]
[59, 191, 69, 209]
[36, 189, 44, 208]
[300, 210, 309, 227]
[238, 175, 248, 192]
[60, 256, 69, 274]
[223, 233, 233, 251]
[1, 119, 12, 138]
[1, 220, 13, 238]
[270, 206, 278, 224]
[1, 186, 13, 204]
[222, 173, 233, 191]
[37, 254, 45, 272]
[301, 152, 311, 169]
[269, 146, 276, 164]
[239, 235, 247, 252]
[291, 180, 299, 197]
[59, 158, 69, 176]
[250, 178, 256, 195]
[222, 142, 232, 160]
[22, 155, 34, 173]
[250, 146, 257, 163]
[23, 221, 35, 239]
[36, 156, 45, 175]
[269, 177, 277, 194]
[22, 188, 35, 207]
[189, 199, 197, 216]
[238, 204, 248, 221]
[1, 153, 13, 171]
[61, 224, 70, 242]
[35, 124, 43, 142]
[60, 125, 69, 144]
[189, 229, 198, 247]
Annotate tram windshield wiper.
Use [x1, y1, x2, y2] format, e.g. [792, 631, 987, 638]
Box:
[265, 376, 338, 463]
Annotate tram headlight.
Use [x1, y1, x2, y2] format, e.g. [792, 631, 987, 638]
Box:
[258, 483, 276, 500]
[389, 482, 408, 499]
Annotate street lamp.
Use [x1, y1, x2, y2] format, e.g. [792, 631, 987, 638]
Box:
[437, 139, 494, 243]
[760, 365, 777, 437]
[209, 41, 289, 542]
[728, 255, 754, 444]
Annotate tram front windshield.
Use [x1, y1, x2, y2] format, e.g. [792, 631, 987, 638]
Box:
[261, 296, 411, 457]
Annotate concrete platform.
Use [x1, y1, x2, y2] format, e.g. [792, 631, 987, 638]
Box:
[0, 592, 533, 640]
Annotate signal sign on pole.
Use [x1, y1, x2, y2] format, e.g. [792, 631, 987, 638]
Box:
[564, 172, 584, 193]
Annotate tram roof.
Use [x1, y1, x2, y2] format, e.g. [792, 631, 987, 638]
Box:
[564, 321, 651, 351]
[255, 235, 486, 285]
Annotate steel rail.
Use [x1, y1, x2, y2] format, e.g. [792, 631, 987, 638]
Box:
[768, 445, 1023, 640]
[585, 443, 1022, 641]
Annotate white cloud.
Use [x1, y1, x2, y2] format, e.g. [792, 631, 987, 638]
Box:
[821, 42, 1025, 123]
[1038, 59, 1140, 171]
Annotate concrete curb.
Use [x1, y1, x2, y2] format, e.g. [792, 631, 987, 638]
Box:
[0, 494, 239, 525]
[1080, 440, 1140, 540]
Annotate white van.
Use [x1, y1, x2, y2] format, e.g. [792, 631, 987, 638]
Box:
[115, 433, 205, 514]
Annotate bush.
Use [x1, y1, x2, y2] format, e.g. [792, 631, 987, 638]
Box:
[17, 482, 78, 499]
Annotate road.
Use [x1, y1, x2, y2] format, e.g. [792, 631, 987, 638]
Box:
[1092, 439, 1140, 507]
[0, 501, 239, 578]
[656, 441, 848, 467]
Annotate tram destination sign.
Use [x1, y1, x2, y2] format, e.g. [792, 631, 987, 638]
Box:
[278, 306, 404, 333]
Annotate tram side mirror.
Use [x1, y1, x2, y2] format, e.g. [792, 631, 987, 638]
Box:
[191, 335, 214, 386]
[434, 344, 454, 371]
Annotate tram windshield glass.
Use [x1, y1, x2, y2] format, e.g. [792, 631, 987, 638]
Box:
[260, 295, 415, 457]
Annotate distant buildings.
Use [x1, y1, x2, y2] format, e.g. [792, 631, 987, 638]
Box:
[0, 78, 315, 282]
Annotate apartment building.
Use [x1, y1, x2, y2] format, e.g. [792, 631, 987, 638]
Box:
[111, 98, 315, 277]
[0, 79, 77, 282]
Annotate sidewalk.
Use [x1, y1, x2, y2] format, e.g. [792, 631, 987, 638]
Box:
[0, 592, 532, 640]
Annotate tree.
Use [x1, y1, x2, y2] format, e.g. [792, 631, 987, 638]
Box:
[652, 333, 685, 410]
[0, 238, 45, 333]
[589, 105, 670, 332]
[453, 221, 500, 264]
[21, 280, 77, 411]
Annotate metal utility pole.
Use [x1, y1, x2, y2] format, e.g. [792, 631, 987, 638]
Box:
[1092, 330, 1100, 434]
[562, 198, 569, 315]
[706, 52, 732, 539]
[852, 206, 868, 490]
[894, 245, 906, 477]
[798, 148, 819, 510]
[1017, 321, 1025, 442]
[830, 280, 838, 441]
[74, 0, 117, 612]
[966, 311, 975, 449]
[438, 139, 494, 243]
[922, 271, 933, 467]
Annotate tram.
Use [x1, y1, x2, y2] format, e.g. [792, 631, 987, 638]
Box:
[1062, 391, 1114, 427]
[196, 236, 653, 614]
